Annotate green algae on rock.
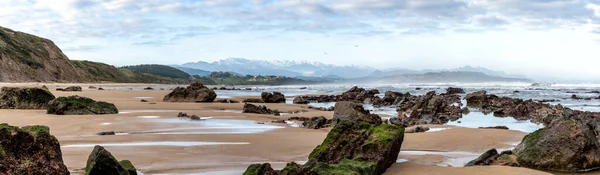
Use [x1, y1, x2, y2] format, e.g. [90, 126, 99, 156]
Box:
[85, 145, 133, 175]
[0, 87, 55, 109]
[47, 95, 118, 115]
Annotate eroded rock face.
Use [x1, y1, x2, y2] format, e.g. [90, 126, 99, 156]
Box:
[333, 101, 382, 125]
[0, 87, 55, 109]
[242, 103, 277, 115]
[514, 119, 600, 172]
[300, 86, 380, 103]
[85, 145, 133, 175]
[372, 91, 412, 107]
[163, 82, 217, 102]
[399, 91, 462, 126]
[261, 92, 286, 103]
[0, 124, 69, 175]
[46, 96, 118, 115]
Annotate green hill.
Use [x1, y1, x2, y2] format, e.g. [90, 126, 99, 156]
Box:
[73, 61, 189, 84]
[120, 64, 191, 79]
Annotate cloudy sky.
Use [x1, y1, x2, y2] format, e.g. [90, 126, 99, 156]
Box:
[1, 0, 600, 82]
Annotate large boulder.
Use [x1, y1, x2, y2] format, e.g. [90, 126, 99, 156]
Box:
[333, 101, 382, 125]
[46, 96, 119, 115]
[465, 149, 518, 167]
[302, 116, 332, 129]
[62, 86, 82, 92]
[242, 103, 277, 115]
[446, 87, 465, 94]
[243, 163, 277, 175]
[85, 145, 133, 175]
[163, 82, 217, 102]
[261, 92, 286, 103]
[0, 87, 55, 109]
[514, 118, 600, 172]
[400, 91, 462, 126]
[293, 96, 309, 104]
[0, 124, 69, 175]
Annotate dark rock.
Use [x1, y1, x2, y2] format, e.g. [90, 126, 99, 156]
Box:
[243, 98, 265, 103]
[0, 87, 55, 109]
[415, 87, 422, 90]
[400, 91, 463, 126]
[271, 120, 286, 124]
[143, 87, 154, 90]
[572, 94, 582, 100]
[478, 126, 509, 130]
[465, 149, 518, 167]
[215, 99, 240, 103]
[292, 96, 309, 104]
[300, 86, 379, 103]
[513, 90, 520, 93]
[446, 87, 465, 94]
[88, 86, 97, 89]
[163, 82, 217, 102]
[0, 124, 69, 175]
[177, 112, 188, 118]
[56, 88, 64, 91]
[299, 116, 332, 129]
[333, 101, 382, 125]
[63, 86, 82, 91]
[219, 87, 227, 90]
[300, 87, 308, 90]
[514, 118, 600, 172]
[372, 91, 411, 106]
[404, 126, 430, 133]
[261, 92, 286, 103]
[46, 96, 119, 115]
[140, 99, 148, 102]
[462, 107, 470, 114]
[119, 160, 137, 175]
[243, 103, 276, 114]
[243, 163, 277, 175]
[98, 88, 105, 90]
[96, 131, 116, 135]
[245, 88, 252, 90]
[190, 115, 201, 120]
[588, 91, 600, 94]
[85, 145, 131, 175]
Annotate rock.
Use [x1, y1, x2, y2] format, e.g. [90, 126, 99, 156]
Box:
[415, 87, 422, 90]
[305, 121, 404, 175]
[333, 101, 382, 125]
[243, 163, 277, 175]
[96, 131, 116, 135]
[88, 86, 97, 89]
[98, 88, 105, 90]
[242, 103, 276, 114]
[465, 149, 518, 167]
[261, 92, 286, 103]
[446, 87, 465, 94]
[400, 91, 463, 126]
[404, 126, 430, 133]
[219, 87, 227, 90]
[462, 107, 470, 114]
[588, 91, 600, 94]
[177, 112, 188, 118]
[478, 126, 509, 130]
[271, 120, 286, 123]
[215, 99, 240, 103]
[302, 116, 332, 129]
[41, 85, 49, 90]
[0, 87, 55, 109]
[292, 96, 309, 104]
[300, 86, 379, 103]
[300, 87, 308, 90]
[243, 98, 265, 103]
[56, 88, 64, 91]
[140, 99, 148, 102]
[143, 87, 154, 90]
[85, 145, 131, 175]
[190, 115, 201, 120]
[0, 124, 69, 175]
[46, 96, 119, 115]
[63, 86, 82, 92]
[372, 91, 411, 106]
[245, 88, 252, 90]
[119, 160, 137, 175]
[163, 82, 217, 102]
[514, 118, 600, 172]
[572, 94, 582, 100]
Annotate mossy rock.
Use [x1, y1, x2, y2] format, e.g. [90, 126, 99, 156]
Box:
[243, 163, 275, 175]
[47, 95, 119, 115]
[85, 145, 130, 175]
[0, 87, 55, 109]
[303, 159, 377, 175]
[279, 162, 302, 175]
[119, 160, 137, 175]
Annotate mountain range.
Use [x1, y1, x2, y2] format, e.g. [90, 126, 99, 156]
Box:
[176, 58, 526, 80]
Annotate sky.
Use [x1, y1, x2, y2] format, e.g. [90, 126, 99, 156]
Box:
[1, 0, 600, 82]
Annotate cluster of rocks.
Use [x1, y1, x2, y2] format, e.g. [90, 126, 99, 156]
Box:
[404, 126, 430, 133]
[0, 123, 138, 175]
[163, 82, 217, 103]
[177, 112, 202, 120]
[393, 91, 463, 127]
[287, 116, 333, 129]
[213, 87, 252, 91]
[243, 101, 404, 175]
[242, 103, 280, 115]
[261, 92, 286, 103]
[56, 86, 82, 92]
[0, 87, 55, 109]
[292, 96, 309, 104]
[300, 86, 380, 103]
[446, 87, 466, 94]
[46, 95, 119, 115]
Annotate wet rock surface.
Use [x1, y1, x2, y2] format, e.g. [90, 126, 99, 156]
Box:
[300, 86, 380, 103]
[62, 86, 82, 92]
[261, 92, 286, 103]
[293, 96, 309, 104]
[242, 103, 279, 115]
[288, 116, 333, 129]
[333, 101, 382, 125]
[398, 91, 463, 126]
[446, 87, 465, 94]
[243, 98, 265, 103]
[0, 124, 69, 175]
[465, 149, 518, 167]
[163, 82, 217, 103]
[47, 96, 119, 115]
[85, 145, 136, 175]
[0, 87, 55, 109]
[404, 126, 430, 133]
[478, 126, 509, 130]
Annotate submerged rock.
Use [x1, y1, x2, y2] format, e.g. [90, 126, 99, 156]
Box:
[163, 82, 217, 103]
[96, 131, 116, 135]
[478, 126, 509, 130]
[62, 86, 82, 92]
[46, 96, 119, 115]
[0, 124, 69, 175]
[85, 145, 133, 175]
[293, 96, 309, 104]
[465, 149, 518, 167]
[215, 99, 240, 103]
[261, 92, 286, 103]
[333, 101, 382, 125]
[300, 86, 379, 103]
[404, 126, 430, 133]
[0, 87, 55, 109]
[242, 103, 277, 115]
[514, 118, 600, 172]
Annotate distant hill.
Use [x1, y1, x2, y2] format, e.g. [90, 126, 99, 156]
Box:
[351, 71, 531, 83]
[120, 64, 190, 79]
[173, 66, 212, 76]
[73, 61, 189, 84]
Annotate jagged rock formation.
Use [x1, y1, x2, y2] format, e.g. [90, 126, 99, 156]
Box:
[397, 91, 463, 126]
[300, 86, 380, 103]
[242, 103, 278, 115]
[261, 92, 286, 103]
[46, 96, 118, 115]
[333, 101, 382, 125]
[85, 145, 136, 175]
[0, 124, 69, 175]
[163, 82, 217, 102]
[0, 87, 55, 109]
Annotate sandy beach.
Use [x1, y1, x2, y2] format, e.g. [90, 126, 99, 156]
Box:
[0, 83, 555, 174]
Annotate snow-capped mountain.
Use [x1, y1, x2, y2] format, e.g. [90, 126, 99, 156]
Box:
[178, 58, 377, 78]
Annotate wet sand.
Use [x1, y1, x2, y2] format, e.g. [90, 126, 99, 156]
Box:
[0, 83, 552, 174]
